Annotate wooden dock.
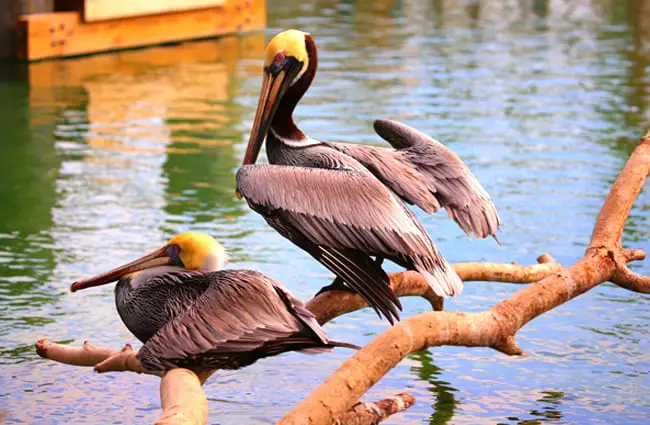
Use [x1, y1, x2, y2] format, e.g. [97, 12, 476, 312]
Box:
[2, 0, 265, 61]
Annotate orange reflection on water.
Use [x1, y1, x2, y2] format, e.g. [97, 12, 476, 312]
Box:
[27, 34, 264, 158]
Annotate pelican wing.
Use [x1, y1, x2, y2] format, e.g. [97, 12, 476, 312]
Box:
[373, 119, 500, 239]
[237, 165, 432, 256]
[322, 141, 441, 213]
[333, 119, 500, 239]
[236, 164, 460, 320]
[138, 270, 328, 371]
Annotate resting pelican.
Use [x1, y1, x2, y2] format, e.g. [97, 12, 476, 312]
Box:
[236, 30, 500, 324]
[70, 232, 357, 371]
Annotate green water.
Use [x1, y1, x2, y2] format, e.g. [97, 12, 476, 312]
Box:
[1, 0, 649, 424]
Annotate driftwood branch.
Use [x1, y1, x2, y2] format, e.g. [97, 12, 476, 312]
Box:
[157, 369, 209, 425]
[278, 131, 650, 425]
[453, 253, 560, 283]
[334, 393, 416, 425]
[35, 338, 210, 425]
[35, 335, 414, 425]
[35, 338, 156, 375]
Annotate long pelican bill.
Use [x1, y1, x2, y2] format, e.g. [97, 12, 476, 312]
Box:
[243, 61, 301, 165]
[70, 246, 170, 292]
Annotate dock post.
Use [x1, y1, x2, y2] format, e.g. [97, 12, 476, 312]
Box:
[1, 0, 53, 59]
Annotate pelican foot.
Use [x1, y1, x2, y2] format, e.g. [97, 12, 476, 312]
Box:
[93, 343, 151, 374]
[314, 277, 354, 297]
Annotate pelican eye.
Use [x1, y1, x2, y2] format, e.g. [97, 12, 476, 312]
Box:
[274, 51, 286, 65]
[268, 52, 290, 75]
[165, 244, 183, 266]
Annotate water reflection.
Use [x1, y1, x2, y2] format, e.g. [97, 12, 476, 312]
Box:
[624, 0, 650, 133]
[33, 35, 264, 269]
[596, 0, 650, 156]
[161, 40, 252, 231]
[0, 74, 61, 357]
[410, 350, 458, 425]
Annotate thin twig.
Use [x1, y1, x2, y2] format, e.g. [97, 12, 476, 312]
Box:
[335, 393, 416, 425]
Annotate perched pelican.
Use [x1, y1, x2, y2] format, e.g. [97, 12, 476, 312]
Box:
[236, 30, 500, 324]
[70, 232, 357, 371]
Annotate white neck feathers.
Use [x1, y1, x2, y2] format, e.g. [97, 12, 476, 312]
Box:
[270, 127, 320, 148]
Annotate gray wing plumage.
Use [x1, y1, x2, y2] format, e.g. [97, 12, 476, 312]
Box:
[137, 270, 331, 371]
[332, 119, 501, 239]
[236, 165, 462, 316]
[322, 141, 440, 213]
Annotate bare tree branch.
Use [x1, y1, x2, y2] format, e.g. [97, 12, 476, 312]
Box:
[612, 263, 650, 293]
[156, 369, 209, 425]
[278, 131, 650, 425]
[35, 336, 414, 425]
[588, 132, 650, 249]
[453, 253, 560, 283]
[335, 393, 416, 425]
[35, 338, 157, 375]
[35, 339, 208, 424]
[308, 254, 562, 325]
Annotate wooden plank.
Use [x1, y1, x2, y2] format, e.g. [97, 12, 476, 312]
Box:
[16, 0, 265, 61]
[84, 0, 226, 22]
[27, 34, 265, 87]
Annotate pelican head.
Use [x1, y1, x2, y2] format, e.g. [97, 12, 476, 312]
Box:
[243, 29, 315, 165]
[70, 232, 226, 292]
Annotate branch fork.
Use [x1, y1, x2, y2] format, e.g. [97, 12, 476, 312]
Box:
[277, 131, 650, 425]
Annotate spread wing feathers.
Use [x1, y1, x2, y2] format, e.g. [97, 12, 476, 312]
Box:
[137, 270, 332, 371]
[236, 164, 462, 308]
[336, 119, 500, 239]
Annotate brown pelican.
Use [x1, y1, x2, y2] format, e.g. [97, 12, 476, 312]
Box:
[70, 232, 357, 371]
[236, 30, 500, 324]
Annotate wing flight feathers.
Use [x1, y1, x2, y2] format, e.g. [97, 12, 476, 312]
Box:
[370, 119, 501, 239]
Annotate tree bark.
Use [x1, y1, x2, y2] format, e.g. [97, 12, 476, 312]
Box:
[157, 369, 209, 425]
[334, 393, 416, 425]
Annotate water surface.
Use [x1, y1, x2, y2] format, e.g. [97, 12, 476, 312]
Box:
[1, 0, 649, 424]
